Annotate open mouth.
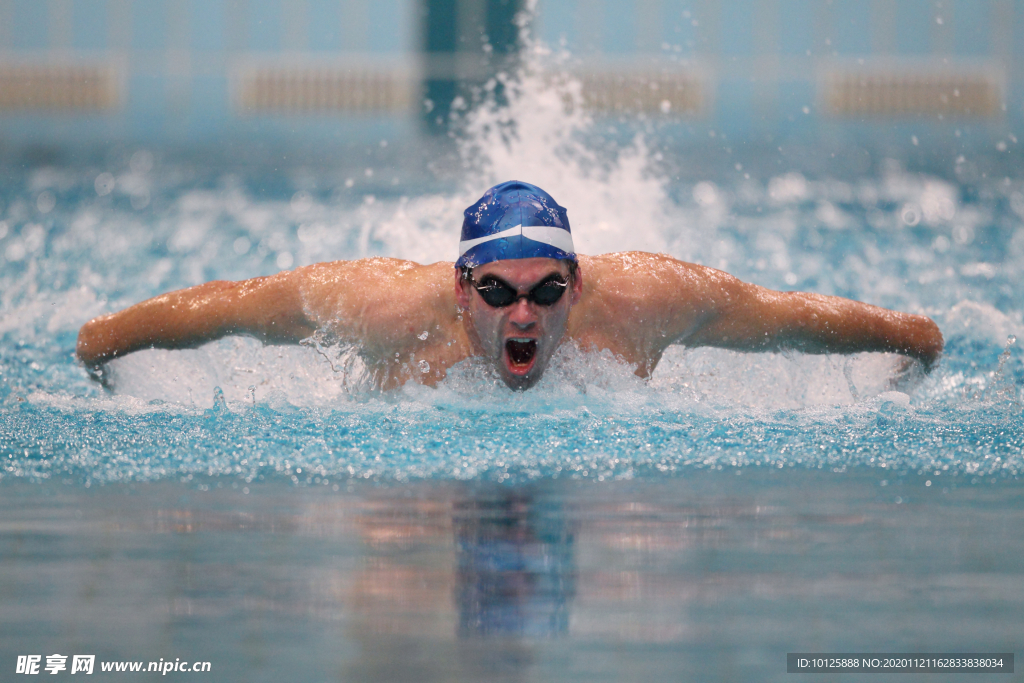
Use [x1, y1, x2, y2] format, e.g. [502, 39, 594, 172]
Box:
[505, 338, 538, 374]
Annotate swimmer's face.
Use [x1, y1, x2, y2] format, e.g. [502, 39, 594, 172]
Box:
[455, 258, 583, 390]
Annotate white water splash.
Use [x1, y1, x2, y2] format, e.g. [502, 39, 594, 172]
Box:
[374, 23, 672, 263]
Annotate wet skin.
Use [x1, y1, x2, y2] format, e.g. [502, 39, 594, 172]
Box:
[76, 252, 945, 391]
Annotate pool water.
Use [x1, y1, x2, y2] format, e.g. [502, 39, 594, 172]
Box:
[2, 48, 1024, 681]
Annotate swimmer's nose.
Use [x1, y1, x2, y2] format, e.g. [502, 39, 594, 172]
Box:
[508, 298, 537, 329]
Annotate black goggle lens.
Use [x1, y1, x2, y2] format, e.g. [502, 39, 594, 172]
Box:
[473, 276, 568, 308]
[531, 280, 569, 305]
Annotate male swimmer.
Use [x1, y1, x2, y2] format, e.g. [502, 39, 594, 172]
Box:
[76, 180, 943, 391]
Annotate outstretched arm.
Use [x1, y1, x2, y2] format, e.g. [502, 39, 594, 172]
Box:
[76, 269, 317, 367]
[682, 270, 943, 369]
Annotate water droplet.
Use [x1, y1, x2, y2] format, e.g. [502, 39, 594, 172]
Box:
[418, 360, 430, 373]
[94, 172, 115, 196]
[418, 331, 429, 340]
[211, 386, 227, 410]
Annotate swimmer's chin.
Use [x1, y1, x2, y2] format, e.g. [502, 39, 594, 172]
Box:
[499, 371, 543, 391]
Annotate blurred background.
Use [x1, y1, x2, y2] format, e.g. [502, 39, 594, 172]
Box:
[0, 0, 1019, 161]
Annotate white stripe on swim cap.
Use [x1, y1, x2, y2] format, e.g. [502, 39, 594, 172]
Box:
[458, 224, 574, 257]
[458, 225, 523, 256]
[522, 224, 575, 255]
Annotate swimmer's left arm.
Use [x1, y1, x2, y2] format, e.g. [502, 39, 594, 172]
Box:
[76, 269, 317, 367]
[76, 258, 444, 368]
[660, 264, 944, 369]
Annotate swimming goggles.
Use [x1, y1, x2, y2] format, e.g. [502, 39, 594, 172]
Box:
[466, 273, 569, 308]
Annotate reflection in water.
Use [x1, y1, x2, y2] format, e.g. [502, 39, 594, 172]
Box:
[453, 491, 575, 638]
[4, 473, 1024, 682]
[340, 486, 577, 681]
[343, 486, 577, 643]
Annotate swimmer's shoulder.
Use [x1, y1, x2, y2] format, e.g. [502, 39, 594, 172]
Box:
[298, 257, 452, 295]
[297, 257, 424, 284]
[573, 251, 727, 340]
[579, 251, 712, 297]
[573, 252, 686, 330]
[298, 258, 458, 334]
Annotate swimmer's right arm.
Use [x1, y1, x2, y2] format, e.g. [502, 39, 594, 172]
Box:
[680, 269, 945, 370]
[76, 269, 318, 367]
[622, 254, 943, 370]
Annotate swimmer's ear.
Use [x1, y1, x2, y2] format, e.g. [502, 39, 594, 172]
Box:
[570, 266, 583, 305]
[454, 269, 472, 309]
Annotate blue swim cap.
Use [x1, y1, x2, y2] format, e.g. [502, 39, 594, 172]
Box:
[456, 180, 576, 269]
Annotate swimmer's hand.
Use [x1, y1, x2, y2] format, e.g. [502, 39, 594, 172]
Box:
[76, 312, 120, 368]
[899, 316, 943, 373]
[76, 324, 114, 389]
